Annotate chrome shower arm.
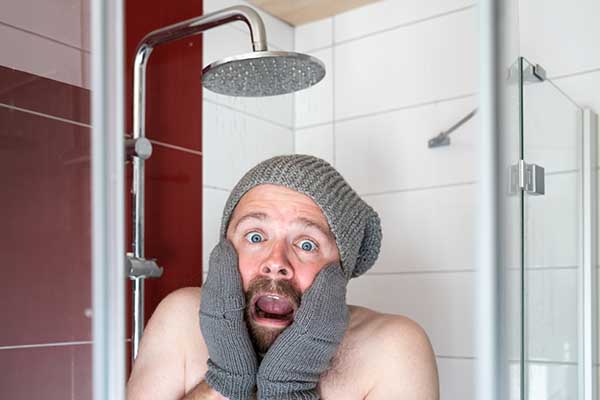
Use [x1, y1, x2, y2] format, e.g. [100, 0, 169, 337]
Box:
[129, 5, 269, 361]
[138, 6, 267, 51]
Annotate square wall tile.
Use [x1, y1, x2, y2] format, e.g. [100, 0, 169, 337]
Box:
[203, 101, 293, 190]
[295, 18, 332, 53]
[334, 0, 475, 43]
[0, 107, 91, 346]
[525, 268, 578, 363]
[554, 70, 600, 119]
[0, 0, 89, 51]
[335, 96, 477, 194]
[0, 24, 87, 89]
[202, 187, 230, 271]
[294, 124, 334, 165]
[0, 66, 90, 124]
[520, 0, 600, 78]
[347, 272, 474, 357]
[526, 362, 578, 399]
[523, 78, 582, 173]
[334, 8, 478, 120]
[294, 48, 333, 128]
[437, 357, 474, 400]
[0, 344, 91, 399]
[365, 183, 476, 273]
[524, 172, 579, 269]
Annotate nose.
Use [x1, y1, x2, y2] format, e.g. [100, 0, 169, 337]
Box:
[259, 242, 294, 280]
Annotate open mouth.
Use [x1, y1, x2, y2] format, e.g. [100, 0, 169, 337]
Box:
[251, 293, 296, 327]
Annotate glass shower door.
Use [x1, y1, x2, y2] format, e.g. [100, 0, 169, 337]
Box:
[521, 57, 583, 399]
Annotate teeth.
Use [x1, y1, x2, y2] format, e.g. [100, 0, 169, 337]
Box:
[266, 295, 281, 300]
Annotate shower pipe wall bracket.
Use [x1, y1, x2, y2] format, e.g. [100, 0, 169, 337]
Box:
[129, 5, 269, 362]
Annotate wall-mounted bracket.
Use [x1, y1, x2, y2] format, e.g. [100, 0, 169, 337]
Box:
[126, 254, 164, 279]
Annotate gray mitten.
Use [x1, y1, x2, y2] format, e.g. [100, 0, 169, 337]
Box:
[257, 263, 349, 400]
[200, 239, 258, 400]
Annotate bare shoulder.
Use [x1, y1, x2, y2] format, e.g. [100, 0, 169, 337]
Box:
[127, 287, 204, 400]
[346, 306, 440, 400]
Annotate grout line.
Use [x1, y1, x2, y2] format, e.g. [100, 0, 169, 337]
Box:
[0, 340, 93, 350]
[436, 355, 476, 360]
[550, 66, 600, 81]
[360, 180, 477, 197]
[149, 139, 202, 156]
[507, 265, 579, 271]
[296, 92, 477, 131]
[0, 102, 91, 128]
[203, 97, 293, 130]
[0, 21, 90, 53]
[294, 93, 477, 131]
[366, 269, 475, 276]
[333, 4, 477, 49]
[203, 184, 230, 192]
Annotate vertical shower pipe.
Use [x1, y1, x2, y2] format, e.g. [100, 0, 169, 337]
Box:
[130, 6, 268, 359]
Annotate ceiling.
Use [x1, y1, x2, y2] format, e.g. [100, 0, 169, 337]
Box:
[248, 0, 382, 26]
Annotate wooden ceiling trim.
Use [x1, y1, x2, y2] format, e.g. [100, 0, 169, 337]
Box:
[248, 0, 382, 26]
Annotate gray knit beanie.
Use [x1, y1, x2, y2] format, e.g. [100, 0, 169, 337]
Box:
[219, 154, 382, 278]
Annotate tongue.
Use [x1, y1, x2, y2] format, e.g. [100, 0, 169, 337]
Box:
[256, 296, 293, 315]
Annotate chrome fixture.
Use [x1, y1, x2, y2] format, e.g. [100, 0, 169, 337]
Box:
[127, 5, 326, 361]
[428, 108, 478, 148]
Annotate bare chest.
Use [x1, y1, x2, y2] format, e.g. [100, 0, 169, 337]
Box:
[184, 342, 369, 400]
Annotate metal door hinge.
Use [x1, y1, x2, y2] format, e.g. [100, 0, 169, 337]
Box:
[510, 160, 545, 195]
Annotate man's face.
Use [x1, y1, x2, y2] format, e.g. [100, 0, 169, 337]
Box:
[225, 184, 340, 353]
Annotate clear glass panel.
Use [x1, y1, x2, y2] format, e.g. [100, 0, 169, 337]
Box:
[0, 0, 92, 397]
[521, 57, 583, 399]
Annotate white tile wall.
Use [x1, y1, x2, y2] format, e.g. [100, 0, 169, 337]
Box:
[202, 100, 293, 190]
[366, 184, 476, 273]
[295, 124, 334, 164]
[294, 18, 332, 53]
[436, 357, 475, 400]
[0, 23, 88, 88]
[294, 48, 333, 128]
[519, 0, 600, 78]
[347, 272, 474, 357]
[202, 187, 230, 271]
[335, 96, 478, 194]
[334, 0, 475, 43]
[333, 7, 478, 120]
[554, 70, 600, 115]
[0, 0, 89, 50]
[526, 362, 578, 400]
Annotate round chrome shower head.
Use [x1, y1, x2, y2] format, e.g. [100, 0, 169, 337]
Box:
[202, 51, 326, 97]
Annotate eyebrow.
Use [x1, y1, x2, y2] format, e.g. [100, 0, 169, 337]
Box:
[232, 212, 335, 241]
[232, 212, 268, 233]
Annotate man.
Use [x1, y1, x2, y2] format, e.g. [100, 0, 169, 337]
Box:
[127, 155, 439, 399]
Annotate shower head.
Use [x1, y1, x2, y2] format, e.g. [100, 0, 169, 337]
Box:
[202, 50, 326, 97]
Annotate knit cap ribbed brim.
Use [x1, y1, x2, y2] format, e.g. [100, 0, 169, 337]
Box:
[219, 154, 382, 279]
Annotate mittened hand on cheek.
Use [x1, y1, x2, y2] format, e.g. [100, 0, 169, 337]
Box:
[257, 263, 349, 400]
[199, 240, 258, 400]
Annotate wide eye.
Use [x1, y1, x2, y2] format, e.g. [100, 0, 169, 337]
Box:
[244, 231, 264, 244]
[298, 239, 318, 252]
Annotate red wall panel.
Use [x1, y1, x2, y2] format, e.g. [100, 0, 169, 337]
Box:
[124, 0, 204, 331]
